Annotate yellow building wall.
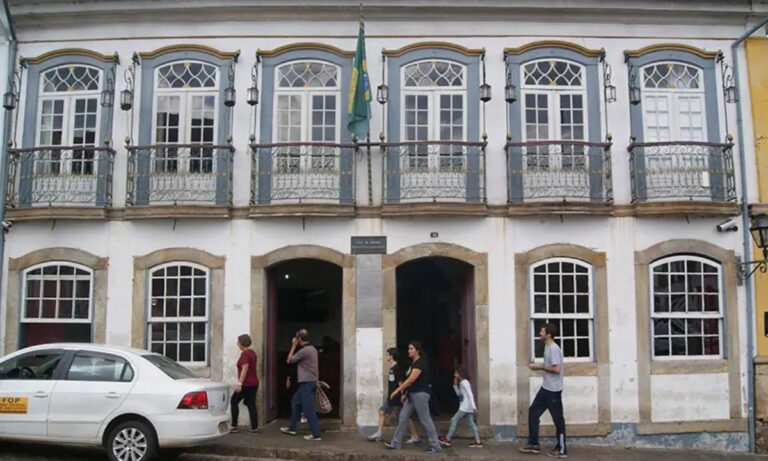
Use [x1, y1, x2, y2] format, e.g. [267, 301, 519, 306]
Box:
[746, 37, 768, 356]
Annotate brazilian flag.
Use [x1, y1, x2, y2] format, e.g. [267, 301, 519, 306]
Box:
[347, 17, 371, 140]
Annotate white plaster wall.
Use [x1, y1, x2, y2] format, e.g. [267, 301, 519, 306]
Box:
[530, 376, 599, 425]
[489, 217, 516, 425]
[0, 7, 759, 432]
[356, 327, 383, 426]
[0, 34, 8, 357]
[7, 25, 748, 211]
[0, 215, 751, 426]
[650, 373, 731, 422]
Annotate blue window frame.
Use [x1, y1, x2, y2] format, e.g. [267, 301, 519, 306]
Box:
[383, 43, 482, 203]
[134, 45, 238, 206]
[254, 44, 354, 205]
[18, 49, 118, 207]
[504, 42, 603, 202]
[625, 45, 726, 202]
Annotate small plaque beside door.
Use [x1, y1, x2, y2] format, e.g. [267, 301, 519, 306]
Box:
[351, 236, 387, 255]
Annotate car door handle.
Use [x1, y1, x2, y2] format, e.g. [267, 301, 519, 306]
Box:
[105, 392, 121, 399]
[33, 391, 48, 399]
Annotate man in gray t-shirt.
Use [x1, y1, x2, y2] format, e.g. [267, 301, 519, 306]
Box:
[520, 323, 567, 458]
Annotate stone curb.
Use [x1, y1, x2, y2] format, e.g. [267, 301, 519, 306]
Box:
[190, 444, 504, 461]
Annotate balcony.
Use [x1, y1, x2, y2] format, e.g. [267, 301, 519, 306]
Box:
[505, 140, 613, 214]
[250, 142, 356, 216]
[5, 146, 115, 220]
[381, 141, 486, 215]
[628, 141, 737, 215]
[125, 144, 234, 219]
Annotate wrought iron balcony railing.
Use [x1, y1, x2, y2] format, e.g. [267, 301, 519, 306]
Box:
[505, 140, 613, 203]
[250, 142, 356, 204]
[628, 141, 736, 203]
[382, 141, 486, 203]
[6, 146, 115, 208]
[126, 144, 234, 206]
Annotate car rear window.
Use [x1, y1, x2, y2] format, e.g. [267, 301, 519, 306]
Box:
[142, 354, 196, 379]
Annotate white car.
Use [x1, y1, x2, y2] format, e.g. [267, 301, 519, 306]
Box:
[0, 343, 230, 461]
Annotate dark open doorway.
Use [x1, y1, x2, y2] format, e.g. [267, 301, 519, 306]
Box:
[396, 257, 476, 419]
[265, 259, 342, 421]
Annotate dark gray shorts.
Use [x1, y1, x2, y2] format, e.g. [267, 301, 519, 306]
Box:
[379, 401, 402, 418]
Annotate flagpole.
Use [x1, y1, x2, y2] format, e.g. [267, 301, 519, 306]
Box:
[365, 133, 372, 206]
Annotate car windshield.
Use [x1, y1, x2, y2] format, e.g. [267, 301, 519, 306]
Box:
[142, 354, 196, 380]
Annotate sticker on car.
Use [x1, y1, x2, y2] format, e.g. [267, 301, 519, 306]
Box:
[0, 397, 28, 414]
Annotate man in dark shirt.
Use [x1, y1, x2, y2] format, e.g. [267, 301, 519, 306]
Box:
[367, 347, 420, 443]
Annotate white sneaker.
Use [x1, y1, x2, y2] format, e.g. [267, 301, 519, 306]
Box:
[367, 432, 383, 441]
[304, 434, 322, 441]
[405, 436, 422, 445]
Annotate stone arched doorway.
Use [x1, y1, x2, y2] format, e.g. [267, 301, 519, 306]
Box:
[382, 243, 489, 426]
[252, 246, 355, 428]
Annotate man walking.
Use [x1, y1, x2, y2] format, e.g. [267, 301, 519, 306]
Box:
[520, 323, 566, 458]
[280, 329, 322, 441]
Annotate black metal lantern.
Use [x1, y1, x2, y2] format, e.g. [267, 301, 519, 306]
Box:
[504, 83, 517, 104]
[725, 84, 737, 104]
[120, 88, 133, 111]
[629, 85, 641, 105]
[2, 91, 15, 111]
[101, 79, 115, 108]
[605, 84, 617, 104]
[376, 84, 389, 104]
[247, 85, 259, 106]
[224, 86, 236, 107]
[751, 214, 768, 258]
[479, 82, 492, 103]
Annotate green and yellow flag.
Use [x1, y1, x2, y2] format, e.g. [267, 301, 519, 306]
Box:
[347, 14, 372, 140]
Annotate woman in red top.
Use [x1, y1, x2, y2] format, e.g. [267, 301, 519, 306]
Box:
[231, 334, 259, 433]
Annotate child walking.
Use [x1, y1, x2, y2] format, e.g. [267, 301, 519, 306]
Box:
[439, 366, 482, 448]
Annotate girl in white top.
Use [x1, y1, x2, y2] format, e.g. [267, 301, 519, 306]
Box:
[438, 366, 482, 448]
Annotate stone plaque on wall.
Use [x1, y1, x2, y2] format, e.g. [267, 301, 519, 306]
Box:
[356, 254, 382, 327]
[351, 236, 387, 255]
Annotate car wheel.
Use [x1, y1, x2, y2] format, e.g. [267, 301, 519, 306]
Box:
[106, 420, 158, 461]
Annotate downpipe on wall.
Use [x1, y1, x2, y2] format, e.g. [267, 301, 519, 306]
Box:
[732, 16, 768, 454]
[0, 0, 16, 355]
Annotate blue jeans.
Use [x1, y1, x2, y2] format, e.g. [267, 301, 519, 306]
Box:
[446, 410, 479, 441]
[289, 382, 321, 438]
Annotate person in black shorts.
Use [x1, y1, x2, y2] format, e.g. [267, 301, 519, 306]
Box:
[367, 347, 420, 443]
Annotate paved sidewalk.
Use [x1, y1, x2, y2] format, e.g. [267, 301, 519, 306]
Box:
[188, 423, 768, 461]
[2, 423, 767, 461]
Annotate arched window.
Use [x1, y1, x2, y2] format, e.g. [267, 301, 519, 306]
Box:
[21, 262, 94, 346]
[521, 59, 587, 169]
[273, 61, 341, 174]
[153, 61, 219, 174]
[650, 255, 722, 358]
[402, 60, 465, 142]
[530, 258, 594, 361]
[148, 262, 210, 366]
[641, 62, 705, 142]
[275, 61, 340, 143]
[37, 65, 102, 175]
[400, 59, 466, 171]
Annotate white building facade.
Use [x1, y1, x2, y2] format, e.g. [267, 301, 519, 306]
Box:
[1, 0, 765, 451]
